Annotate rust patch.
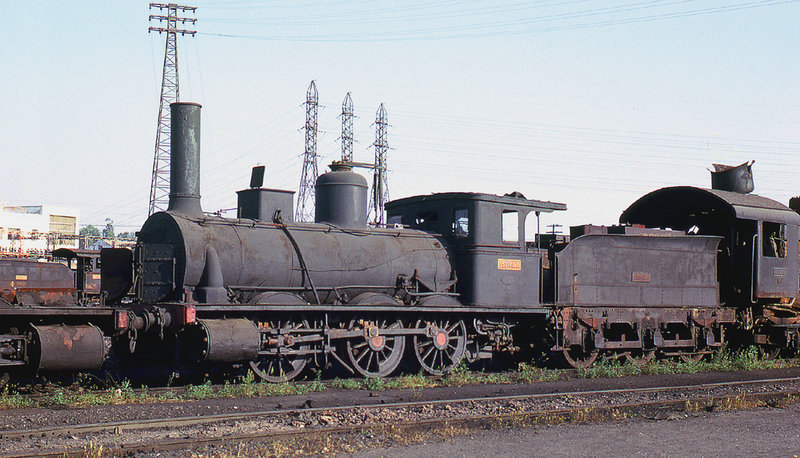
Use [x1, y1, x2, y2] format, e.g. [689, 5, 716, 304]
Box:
[59, 326, 89, 350]
[61, 333, 73, 350]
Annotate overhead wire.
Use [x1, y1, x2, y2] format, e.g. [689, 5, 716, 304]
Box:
[196, 0, 799, 42]
[89, 100, 797, 226]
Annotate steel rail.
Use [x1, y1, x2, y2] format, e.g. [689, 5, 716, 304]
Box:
[3, 374, 800, 440]
[7, 386, 800, 458]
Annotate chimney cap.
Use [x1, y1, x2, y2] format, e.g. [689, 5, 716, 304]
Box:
[710, 160, 754, 194]
[170, 101, 202, 108]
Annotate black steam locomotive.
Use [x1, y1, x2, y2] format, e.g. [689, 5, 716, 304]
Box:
[1, 102, 798, 383]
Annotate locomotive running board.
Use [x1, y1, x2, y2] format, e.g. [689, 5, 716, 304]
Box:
[189, 304, 553, 315]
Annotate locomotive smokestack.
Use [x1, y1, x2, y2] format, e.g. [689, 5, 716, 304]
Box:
[168, 102, 203, 217]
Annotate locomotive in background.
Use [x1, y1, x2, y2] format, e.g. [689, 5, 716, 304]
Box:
[0, 101, 798, 384]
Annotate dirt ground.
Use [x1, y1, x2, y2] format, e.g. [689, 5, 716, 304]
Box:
[353, 403, 800, 457]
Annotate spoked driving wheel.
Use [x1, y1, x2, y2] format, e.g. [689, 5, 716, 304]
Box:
[250, 319, 310, 383]
[345, 319, 406, 378]
[413, 318, 467, 375]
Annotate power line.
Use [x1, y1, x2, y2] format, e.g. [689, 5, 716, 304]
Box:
[196, 0, 798, 42]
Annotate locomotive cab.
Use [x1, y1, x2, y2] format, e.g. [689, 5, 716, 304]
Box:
[386, 192, 566, 307]
[52, 248, 102, 303]
[620, 186, 800, 307]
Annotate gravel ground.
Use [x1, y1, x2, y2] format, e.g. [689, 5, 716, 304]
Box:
[3, 367, 800, 431]
[2, 368, 800, 455]
[353, 403, 800, 457]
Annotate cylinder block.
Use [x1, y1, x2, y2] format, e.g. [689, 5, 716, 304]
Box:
[32, 325, 105, 372]
[183, 319, 260, 364]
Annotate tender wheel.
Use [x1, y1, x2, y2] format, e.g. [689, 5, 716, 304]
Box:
[412, 318, 467, 375]
[562, 345, 599, 369]
[679, 352, 705, 363]
[625, 350, 655, 367]
[758, 345, 781, 360]
[250, 319, 310, 383]
[345, 319, 405, 378]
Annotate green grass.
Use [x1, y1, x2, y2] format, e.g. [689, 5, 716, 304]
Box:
[0, 389, 34, 409]
[327, 362, 563, 391]
[575, 346, 790, 379]
[0, 347, 792, 410]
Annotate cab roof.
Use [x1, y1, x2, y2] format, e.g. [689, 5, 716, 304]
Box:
[386, 192, 567, 213]
[621, 186, 800, 227]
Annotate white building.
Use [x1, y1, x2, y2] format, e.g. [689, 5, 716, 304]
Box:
[0, 204, 79, 256]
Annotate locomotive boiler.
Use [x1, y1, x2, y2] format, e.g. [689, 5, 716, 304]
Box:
[125, 103, 452, 308]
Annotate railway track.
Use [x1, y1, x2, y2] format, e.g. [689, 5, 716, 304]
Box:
[3, 372, 800, 457]
[8, 367, 579, 401]
[16, 357, 799, 402]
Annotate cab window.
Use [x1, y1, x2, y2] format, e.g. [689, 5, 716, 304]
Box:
[453, 208, 469, 237]
[763, 222, 787, 258]
[502, 210, 519, 243]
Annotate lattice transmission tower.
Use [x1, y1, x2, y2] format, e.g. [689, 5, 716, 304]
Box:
[295, 81, 319, 222]
[340, 92, 354, 162]
[369, 104, 390, 226]
[147, 3, 197, 216]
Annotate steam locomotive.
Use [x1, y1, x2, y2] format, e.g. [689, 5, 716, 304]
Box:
[1, 102, 798, 384]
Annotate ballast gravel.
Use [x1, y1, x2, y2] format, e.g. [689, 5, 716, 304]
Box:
[1, 367, 800, 456]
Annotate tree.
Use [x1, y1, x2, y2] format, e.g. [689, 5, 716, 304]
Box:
[117, 231, 136, 241]
[102, 218, 115, 238]
[79, 225, 101, 249]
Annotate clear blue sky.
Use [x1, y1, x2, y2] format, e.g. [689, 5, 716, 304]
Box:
[1, 1, 798, 231]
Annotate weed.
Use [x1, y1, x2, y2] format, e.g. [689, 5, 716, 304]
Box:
[0, 389, 33, 409]
[83, 440, 104, 458]
[308, 372, 326, 392]
[184, 381, 215, 400]
[330, 378, 363, 390]
[361, 377, 387, 391]
[0, 345, 791, 411]
[392, 372, 431, 390]
[514, 363, 562, 383]
[263, 382, 302, 396]
[574, 345, 791, 379]
[48, 388, 74, 406]
[160, 390, 178, 400]
[441, 362, 480, 386]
